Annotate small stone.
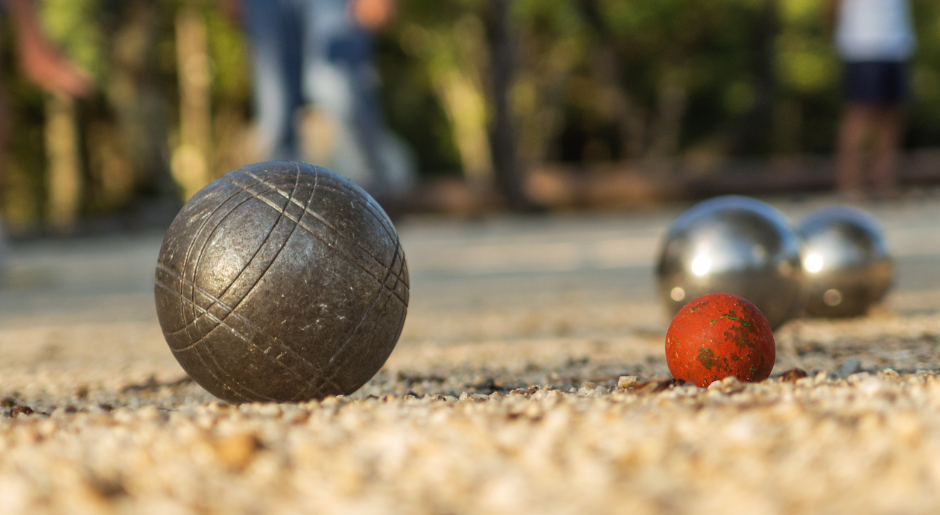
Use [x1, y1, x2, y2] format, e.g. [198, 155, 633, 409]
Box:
[524, 404, 543, 419]
[780, 368, 809, 383]
[848, 372, 872, 384]
[880, 368, 900, 380]
[9, 406, 34, 418]
[617, 376, 639, 389]
[36, 421, 57, 437]
[138, 406, 166, 422]
[74, 386, 89, 400]
[213, 433, 262, 471]
[634, 379, 682, 394]
[839, 359, 862, 377]
[256, 403, 283, 418]
[719, 376, 745, 393]
[113, 408, 135, 424]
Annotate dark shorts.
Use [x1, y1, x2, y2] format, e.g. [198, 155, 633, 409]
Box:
[844, 61, 909, 106]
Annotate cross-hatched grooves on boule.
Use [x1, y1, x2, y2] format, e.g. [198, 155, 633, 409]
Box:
[155, 162, 408, 402]
[164, 164, 311, 400]
[169, 165, 308, 343]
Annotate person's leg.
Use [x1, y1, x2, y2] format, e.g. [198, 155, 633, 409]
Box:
[302, 0, 368, 185]
[347, 56, 394, 194]
[871, 106, 903, 197]
[869, 60, 908, 199]
[243, 0, 305, 161]
[837, 104, 873, 199]
[302, 0, 413, 198]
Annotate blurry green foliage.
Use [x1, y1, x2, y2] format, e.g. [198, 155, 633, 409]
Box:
[1, 0, 940, 227]
[378, 0, 940, 162]
[204, 6, 250, 106]
[41, 0, 105, 79]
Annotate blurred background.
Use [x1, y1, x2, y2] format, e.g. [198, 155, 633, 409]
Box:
[1, 0, 940, 234]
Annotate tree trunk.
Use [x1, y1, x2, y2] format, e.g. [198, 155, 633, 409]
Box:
[485, 0, 536, 211]
[731, 0, 778, 155]
[45, 94, 82, 232]
[110, 0, 176, 201]
[172, 6, 213, 201]
[580, 0, 648, 160]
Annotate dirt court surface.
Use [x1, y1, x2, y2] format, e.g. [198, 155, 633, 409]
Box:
[2, 194, 940, 514]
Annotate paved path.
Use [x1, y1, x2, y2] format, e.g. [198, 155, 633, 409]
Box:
[2, 194, 939, 330]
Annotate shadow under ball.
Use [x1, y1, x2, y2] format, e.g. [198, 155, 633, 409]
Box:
[797, 206, 893, 318]
[154, 161, 409, 403]
[656, 196, 804, 329]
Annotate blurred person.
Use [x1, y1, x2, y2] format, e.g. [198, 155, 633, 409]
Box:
[828, 0, 915, 201]
[0, 0, 92, 250]
[5, 0, 92, 98]
[235, 0, 415, 208]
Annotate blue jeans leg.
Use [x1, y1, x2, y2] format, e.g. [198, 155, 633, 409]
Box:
[302, 0, 392, 194]
[243, 0, 305, 161]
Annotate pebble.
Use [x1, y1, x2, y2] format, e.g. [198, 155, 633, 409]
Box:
[839, 359, 862, 377]
[4, 309, 940, 513]
[617, 376, 639, 389]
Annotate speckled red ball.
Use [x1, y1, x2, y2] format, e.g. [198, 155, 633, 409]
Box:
[665, 293, 775, 387]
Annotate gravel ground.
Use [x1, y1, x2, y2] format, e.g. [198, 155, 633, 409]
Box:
[2, 196, 940, 514]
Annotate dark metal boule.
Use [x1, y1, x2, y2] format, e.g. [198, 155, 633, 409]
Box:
[797, 205, 893, 318]
[656, 195, 804, 329]
[154, 161, 409, 403]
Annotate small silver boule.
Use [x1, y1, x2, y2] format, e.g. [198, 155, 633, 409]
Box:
[797, 205, 893, 318]
[656, 196, 804, 329]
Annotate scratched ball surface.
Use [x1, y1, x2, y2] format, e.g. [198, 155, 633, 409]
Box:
[656, 195, 804, 329]
[797, 206, 894, 318]
[154, 161, 409, 403]
[665, 293, 775, 388]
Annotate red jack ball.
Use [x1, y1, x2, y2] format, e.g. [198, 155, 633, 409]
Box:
[665, 293, 775, 387]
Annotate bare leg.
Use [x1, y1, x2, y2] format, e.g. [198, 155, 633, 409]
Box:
[871, 106, 903, 198]
[836, 104, 874, 200]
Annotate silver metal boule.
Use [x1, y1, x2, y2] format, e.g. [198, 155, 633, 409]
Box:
[797, 205, 893, 318]
[656, 196, 804, 329]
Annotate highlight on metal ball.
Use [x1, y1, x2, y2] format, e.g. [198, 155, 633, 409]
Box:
[797, 205, 894, 318]
[656, 195, 804, 329]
